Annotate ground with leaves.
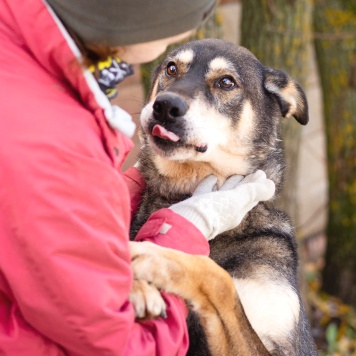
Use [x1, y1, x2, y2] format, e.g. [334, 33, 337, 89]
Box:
[304, 234, 356, 355]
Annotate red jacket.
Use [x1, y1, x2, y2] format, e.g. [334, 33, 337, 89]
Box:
[0, 1, 209, 354]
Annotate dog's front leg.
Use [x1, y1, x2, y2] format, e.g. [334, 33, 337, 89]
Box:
[129, 280, 167, 320]
[130, 241, 270, 356]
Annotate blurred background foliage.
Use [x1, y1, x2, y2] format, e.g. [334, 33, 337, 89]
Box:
[137, 1, 356, 354]
[313, 0, 356, 310]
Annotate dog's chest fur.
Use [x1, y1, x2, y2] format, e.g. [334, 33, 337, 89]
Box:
[130, 153, 301, 355]
[130, 155, 297, 283]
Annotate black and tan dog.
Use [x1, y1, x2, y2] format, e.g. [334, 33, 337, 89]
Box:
[130, 39, 317, 355]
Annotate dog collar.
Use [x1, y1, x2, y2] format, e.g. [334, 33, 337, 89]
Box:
[89, 56, 134, 100]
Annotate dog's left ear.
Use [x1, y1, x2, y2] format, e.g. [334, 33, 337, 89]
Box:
[263, 68, 309, 125]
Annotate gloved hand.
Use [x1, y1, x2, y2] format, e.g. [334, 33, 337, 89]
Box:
[169, 170, 275, 241]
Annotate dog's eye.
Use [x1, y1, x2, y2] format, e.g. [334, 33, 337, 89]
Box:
[215, 76, 236, 90]
[166, 62, 177, 77]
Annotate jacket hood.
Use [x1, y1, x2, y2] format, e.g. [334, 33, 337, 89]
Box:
[2, 0, 136, 138]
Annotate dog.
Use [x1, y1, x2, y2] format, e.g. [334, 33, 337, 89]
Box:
[129, 39, 317, 355]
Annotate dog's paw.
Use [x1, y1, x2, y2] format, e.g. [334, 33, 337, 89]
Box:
[129, 279, 167, 320]
[130, 241, 183, 291]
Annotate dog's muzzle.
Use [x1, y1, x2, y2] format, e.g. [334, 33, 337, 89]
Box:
[153, 92, 188, 123]
[149, 92, 208, 153]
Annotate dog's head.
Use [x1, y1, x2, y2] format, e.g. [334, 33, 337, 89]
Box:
[139, 39, 308, 193]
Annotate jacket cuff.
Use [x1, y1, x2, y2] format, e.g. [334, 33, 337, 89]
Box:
[134, 208, 210, 256]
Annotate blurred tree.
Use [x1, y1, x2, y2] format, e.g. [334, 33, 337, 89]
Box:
[240, 0, 312, 230]
[313, 0, 356, 308]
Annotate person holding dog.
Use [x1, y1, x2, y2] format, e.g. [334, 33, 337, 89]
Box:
[0, 0, 275, 354]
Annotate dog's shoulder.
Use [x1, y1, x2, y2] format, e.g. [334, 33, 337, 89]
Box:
[210, 203, 298, 278]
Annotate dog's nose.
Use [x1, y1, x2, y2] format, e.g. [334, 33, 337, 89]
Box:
[153, 93, 188, 122]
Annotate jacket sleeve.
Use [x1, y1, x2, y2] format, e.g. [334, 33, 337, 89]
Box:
[124, 167, 210, 255]
[0, 109, 207, 355]
[123, 166, 146, 217]
[135, 209, 210, 255]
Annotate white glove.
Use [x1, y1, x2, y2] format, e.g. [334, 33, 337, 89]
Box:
[169, 170, 275, 241]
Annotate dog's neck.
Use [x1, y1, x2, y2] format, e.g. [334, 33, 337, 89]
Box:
[138, 145, 284, 201]
[156, 158, 224, 192]
[139, 152, 217, 199]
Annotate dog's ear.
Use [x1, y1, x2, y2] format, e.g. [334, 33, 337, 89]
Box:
[263, 68, 309, 125]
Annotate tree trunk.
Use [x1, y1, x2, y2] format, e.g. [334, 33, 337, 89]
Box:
[241, 0, 312, 229]
[313, 1, 356, 307]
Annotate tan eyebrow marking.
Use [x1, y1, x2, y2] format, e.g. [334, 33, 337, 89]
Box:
[174, 49, 194, 64]
[208, 57, 235, 72]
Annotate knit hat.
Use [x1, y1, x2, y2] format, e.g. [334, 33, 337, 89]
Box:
[46, 0, 216, 46]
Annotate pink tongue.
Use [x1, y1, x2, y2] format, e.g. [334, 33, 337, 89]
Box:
[152, 125, 180, 142]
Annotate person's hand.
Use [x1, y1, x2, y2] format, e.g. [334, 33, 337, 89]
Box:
[169, 170, 275, 240]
